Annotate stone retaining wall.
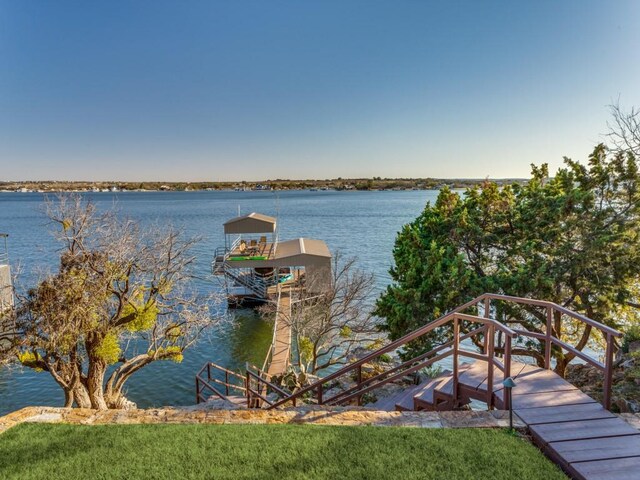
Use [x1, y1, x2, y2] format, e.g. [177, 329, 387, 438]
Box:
[1, 406, 638, 435]
[0, 405, 525, 433]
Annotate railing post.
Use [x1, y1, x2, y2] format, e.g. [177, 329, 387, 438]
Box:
[225, 370, 229, 396]
[483, 297, 490, 356]
[207, 363, 211, 381]
[545, 306, 553, 369]
[486, 324, 495, 410]
[195, 377, 200, 404]
[357, 365, 363, 406]
[453, 316, 459, 406]
[317, 385, 323, 405]
[246, 370, 251, 408]
[503, 335, 512, 410]
[603, 333, 614, 411]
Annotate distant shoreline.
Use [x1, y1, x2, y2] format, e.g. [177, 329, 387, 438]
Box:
[0, 178, 526, 193]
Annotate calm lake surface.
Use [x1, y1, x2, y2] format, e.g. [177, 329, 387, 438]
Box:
[0, 189, 438, 414]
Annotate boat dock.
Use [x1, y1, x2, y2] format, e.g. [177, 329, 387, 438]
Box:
[212, 212, 331, 377]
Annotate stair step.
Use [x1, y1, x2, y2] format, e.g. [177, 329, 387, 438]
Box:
[412, 370, 453, 410]
[394, 383, 430, 411]
[367, 385, 422, 411]
[432, 363, 473, 398]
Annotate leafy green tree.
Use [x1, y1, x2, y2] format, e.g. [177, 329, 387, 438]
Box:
[376, 145, 640, 374]
[3, 195, 221, 409]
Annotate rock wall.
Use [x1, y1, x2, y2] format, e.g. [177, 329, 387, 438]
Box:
[0, 405, 525, 434]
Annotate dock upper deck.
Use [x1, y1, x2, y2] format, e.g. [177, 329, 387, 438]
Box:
[224, 238, 331, 271]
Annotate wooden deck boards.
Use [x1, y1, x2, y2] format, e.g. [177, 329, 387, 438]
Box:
[230, 241, 275, 259]
[266, 293, 292, 377]
[446, 359, 640, 479]
[530, 417, 639, 443]
[571, 456, 640, 480]
[514, 403, 615, 425]
[547, 435, 640, 464]
[483, 361, 640, 480]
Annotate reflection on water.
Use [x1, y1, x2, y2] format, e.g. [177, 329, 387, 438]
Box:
[227, 312, 274, 370]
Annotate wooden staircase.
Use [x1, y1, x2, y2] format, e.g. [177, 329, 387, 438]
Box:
[367, 369, 460, 412]
[197, 293, 622, 413]
[195, 293, 640, 479]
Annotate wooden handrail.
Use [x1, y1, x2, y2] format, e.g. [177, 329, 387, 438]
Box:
[196, 293, 622, 410]
[327, 350, 454, 406]
[452, 313, 517, 337]
[324, 326, 487, 405]
[268, 309, 497, 409]
[265, 292, 621, 411]
[247, 387, 274, 406]
[195, 362, 248, 404]
[483, 293, 622, 337]
[195, 374, 230, 402]
[246, 369, 290, 398]
[209, 362, 247, 382]
[208, 376, 248, 393]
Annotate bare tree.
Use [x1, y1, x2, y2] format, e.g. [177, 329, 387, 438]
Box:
[2, 195, 222, 409]
[607, 100, 640, 155]
[263, 253, 379, 375]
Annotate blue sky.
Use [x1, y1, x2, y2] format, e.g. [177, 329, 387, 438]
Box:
[1, 1, 639, 181]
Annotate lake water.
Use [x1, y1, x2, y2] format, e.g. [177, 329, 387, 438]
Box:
[0, 189, 438, 414]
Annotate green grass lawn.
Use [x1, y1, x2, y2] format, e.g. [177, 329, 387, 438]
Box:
[0, 423, 567, 480]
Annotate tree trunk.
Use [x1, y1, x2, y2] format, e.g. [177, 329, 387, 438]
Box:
[63, 389, 74, 408]
[555, 357, 568, 377]
[71, 384, 92, 409]
[104, 388, 137, 410]
[87, 360, 108, 410]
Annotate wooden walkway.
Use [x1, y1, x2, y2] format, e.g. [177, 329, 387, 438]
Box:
[506, 363, 640, 480]
[266, 293, 291, 377]
[368, 359, 640, 479]
[455, 360, 640, 480]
